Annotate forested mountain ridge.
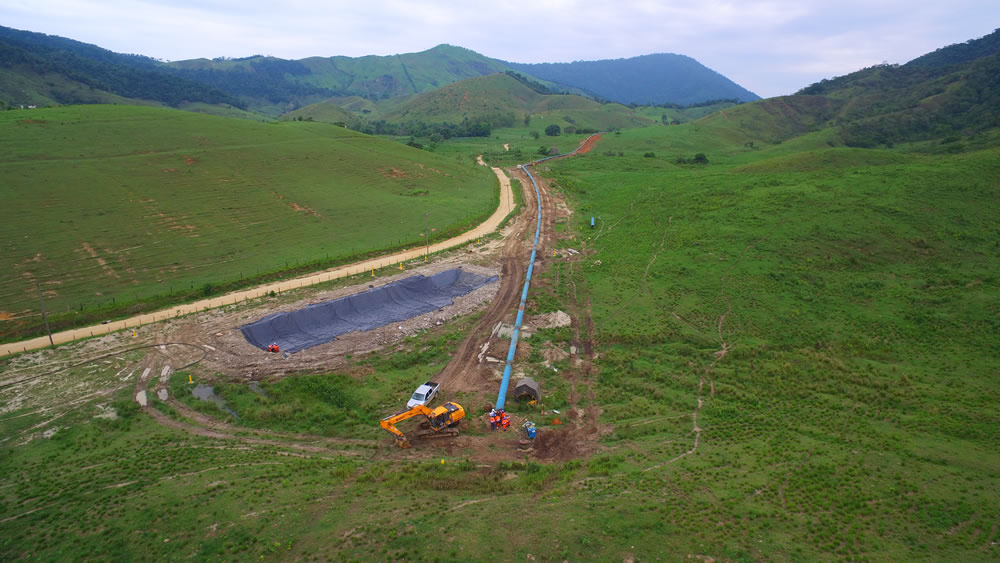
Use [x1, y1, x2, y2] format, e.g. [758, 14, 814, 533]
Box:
[0, 26, 242, 108]
[794, 28, 1000, 147]
[0, 26, 760, 115]
[503, 53, 760, 105]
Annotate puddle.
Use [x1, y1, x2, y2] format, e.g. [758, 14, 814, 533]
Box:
[248, 381, 270, 397]
[191, 384, 238, 419]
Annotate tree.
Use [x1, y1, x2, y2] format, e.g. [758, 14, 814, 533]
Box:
[538, 145, 550, 156]
[523, 114, 531, 126]
[530, 130, 540, 139]
[545, 124, 561, 136]
[693, 153, 709, 164]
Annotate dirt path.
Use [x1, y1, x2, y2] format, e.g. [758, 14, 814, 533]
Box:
[434, 166, 534, 392]
[2, 162, 515, 358]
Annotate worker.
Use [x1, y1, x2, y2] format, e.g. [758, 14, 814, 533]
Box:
[501, 410, 510, 431]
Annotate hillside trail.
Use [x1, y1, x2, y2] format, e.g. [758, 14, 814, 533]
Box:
[644, 236, 766, 472]
[1, 160, 515, 358]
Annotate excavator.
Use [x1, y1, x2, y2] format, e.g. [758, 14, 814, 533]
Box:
[380, 402, 466, 448]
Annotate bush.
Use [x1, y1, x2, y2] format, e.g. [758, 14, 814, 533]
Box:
[545, 124, 561, 136]
[643, 152, 656, 158]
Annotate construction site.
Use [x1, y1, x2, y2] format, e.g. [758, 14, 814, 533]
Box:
[0, 137, 607, 465]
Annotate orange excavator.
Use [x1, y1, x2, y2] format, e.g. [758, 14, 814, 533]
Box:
[380, 402, 466, 448]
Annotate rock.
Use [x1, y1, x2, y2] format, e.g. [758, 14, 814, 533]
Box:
[135, 390, 148, 407]
[157, 388, 169, 401]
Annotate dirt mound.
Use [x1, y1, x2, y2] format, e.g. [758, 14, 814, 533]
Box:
[531, 426, 595, 461]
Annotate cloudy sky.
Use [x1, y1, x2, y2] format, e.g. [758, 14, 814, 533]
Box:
[2, 0, 996, 98]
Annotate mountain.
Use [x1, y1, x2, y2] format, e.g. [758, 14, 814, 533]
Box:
[795, 28, 1000, 147]
[163, 44, 511, 115]
[504, 53, 761, 105]
[0, 25, 242, 109]
[0, 24, 760, 114]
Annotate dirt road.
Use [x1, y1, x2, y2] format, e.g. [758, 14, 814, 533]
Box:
[1, 164, 515, 358]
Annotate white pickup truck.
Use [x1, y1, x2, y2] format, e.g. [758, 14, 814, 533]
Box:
[406, 381, 441, 408]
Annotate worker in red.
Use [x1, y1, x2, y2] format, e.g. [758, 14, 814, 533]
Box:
[501, 410, 511, 431]
[267, 343, 280, 353]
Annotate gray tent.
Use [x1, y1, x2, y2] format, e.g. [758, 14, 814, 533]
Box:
[514, 377, 541, 402]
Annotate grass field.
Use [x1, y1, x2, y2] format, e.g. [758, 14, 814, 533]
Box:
[533, 123, 1000, 559]
[2, 104, 999, 559]
[0, 105, 496, 340]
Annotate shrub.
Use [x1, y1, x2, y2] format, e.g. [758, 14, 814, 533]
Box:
[545, 124, 561, 136]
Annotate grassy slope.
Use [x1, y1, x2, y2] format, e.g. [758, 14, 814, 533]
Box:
[537, 122, 1000, 559]
[0, 66, 146, 108]
[280, 100, 357, 125]
[383, 73, 653, 131]
[0, 105, 495, 330]
[2, 106, 998, 560]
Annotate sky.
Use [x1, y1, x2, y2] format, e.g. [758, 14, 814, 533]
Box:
[1, 0, 997, 98]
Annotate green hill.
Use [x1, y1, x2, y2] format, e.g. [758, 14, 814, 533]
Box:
[661, 29, 1000, 152]
[382, 73, 654, 131]
[0, 105, 496, 340]
[164, 45, 511, 116]
[280, 101, 357, 125]
[0, 25, 242, 109]
[795, 28, 1000, 147]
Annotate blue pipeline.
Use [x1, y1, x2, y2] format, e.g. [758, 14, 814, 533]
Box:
[495, 134, 600, 410]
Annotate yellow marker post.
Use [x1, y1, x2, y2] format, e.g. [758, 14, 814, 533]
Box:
[371, 267, 374, 277]
[399, 263, 404, 271]
[132, 330, 136, 337]
[187, 374, 193, 384]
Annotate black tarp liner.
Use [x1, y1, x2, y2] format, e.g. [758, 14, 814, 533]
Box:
[241, 269, 498, 354]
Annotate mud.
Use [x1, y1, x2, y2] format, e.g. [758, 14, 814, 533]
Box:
[191, 384, 238, 419]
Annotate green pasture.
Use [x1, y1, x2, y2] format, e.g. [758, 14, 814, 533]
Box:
[0, 105, 496, 339]
[533, 124, 1000, 559]
[2, 102, 999, 559]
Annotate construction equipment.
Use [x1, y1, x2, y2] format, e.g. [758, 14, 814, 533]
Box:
[380, 402, 465, 448]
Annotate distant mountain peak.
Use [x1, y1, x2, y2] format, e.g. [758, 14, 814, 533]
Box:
[503, 53, 759, 105]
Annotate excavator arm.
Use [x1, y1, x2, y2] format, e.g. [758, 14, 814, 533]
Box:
[379, 402, 466, 448]
[380, 404, 433, 448]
